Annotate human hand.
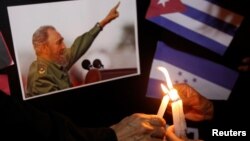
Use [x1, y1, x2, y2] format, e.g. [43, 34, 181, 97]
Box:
[165, 125, 203, 141]
[238, 57, 250, 72]
[111, 113, 166, 141]
[165, 125, 186, 141]
[99, 2, 120, 27]
[173, 83, 213, 121]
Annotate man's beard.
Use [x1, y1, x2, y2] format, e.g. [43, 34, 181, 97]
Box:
[55, 53, 69, 67]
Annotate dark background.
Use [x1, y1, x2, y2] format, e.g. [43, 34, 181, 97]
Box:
[1, 0, 249, 140]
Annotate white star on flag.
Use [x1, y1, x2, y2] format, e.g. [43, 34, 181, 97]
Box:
[147, 0, 244, 55]
[158, 0, 169, 7]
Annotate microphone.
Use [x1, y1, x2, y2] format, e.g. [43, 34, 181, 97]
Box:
[81, 59, 92, 70]
[93, 59, 104, 69]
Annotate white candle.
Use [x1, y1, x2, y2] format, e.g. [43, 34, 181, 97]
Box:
[158, 66, 187, 138]
[157, 68, 171, 118]
[158, 67, 173, 89]
[157, 93, 170, 117]
[169, 89, 187, 138]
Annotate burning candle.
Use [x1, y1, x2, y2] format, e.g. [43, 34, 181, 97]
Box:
[157, 66, 187, 138]
[157, 84, 170, 117]
[169, 89, 187, 138]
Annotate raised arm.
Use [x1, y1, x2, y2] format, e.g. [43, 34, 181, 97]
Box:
[99, 2, 120, 28]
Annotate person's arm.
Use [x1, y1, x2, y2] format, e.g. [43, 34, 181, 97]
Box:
[66, 24, 102, 69]
[0, 91, 117, 141]
[99, 2, 120, 28]
[111, 113, 166, 141]
[66, 2, 120, 69]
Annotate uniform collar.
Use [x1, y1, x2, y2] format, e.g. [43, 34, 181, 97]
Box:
[37, 57, 64, 70]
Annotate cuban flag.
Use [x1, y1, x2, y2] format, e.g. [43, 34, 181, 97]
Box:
[146, 0, 244, 55]
[0, 32, 14, 70]
[146, 41, 238, 100]
[0, 74, 11, 96]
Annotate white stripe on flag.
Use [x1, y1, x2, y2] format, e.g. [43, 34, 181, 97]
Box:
[161, 13, 232, 47]
[150, 59, 231, 100]
[182, 0, 243, 27]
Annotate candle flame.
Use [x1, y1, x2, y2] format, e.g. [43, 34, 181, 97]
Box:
[158, 66, 181, 101]
[160, 83, 169, 94]
[169, 89, 180, 101]
[158, 66, 173, 89]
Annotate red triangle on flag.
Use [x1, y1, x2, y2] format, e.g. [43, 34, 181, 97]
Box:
[0, 74, 11, 96]
[146, 0, 186, 18]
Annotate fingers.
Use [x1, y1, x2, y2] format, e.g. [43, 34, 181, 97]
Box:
[128, 113, 166, 127]
[174, 83, 199, 99]
[109, 2, 120, 19]
[111, 113, 167, 141]
[238, 57, 250, 72]
[113, 1, 120, 10]
[184, 112, 206, 122]
[166, 125, 203, 141]
[165, 125, 184, 141]
[148, 115, 166, 127]
[238, 65, 250, 71]
[132, 114, 166, 139]
[99, 2, 120, 27]
[173, 83, 214, 121]
[127, 114, 166, 133]
[150, 126, 166, 139]
[129, 134, 165, 141]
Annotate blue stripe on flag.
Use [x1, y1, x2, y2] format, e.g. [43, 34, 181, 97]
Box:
[148, 16, 226, 55]
[154, 41, 238, 90]
[183, 5, 237, 36]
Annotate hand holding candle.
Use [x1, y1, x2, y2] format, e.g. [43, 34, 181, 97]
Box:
[173, 83, 214, 121]
[168, 89, 187, 138]
[157, 66, 187, 138]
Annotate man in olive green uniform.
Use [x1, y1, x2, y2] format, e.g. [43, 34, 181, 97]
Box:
[26, 3, 120, 98]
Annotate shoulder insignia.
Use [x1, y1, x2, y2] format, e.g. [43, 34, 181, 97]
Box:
[38, 63, 47, 75]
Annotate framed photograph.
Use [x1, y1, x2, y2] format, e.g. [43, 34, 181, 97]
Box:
[7, 0, 139, 100]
